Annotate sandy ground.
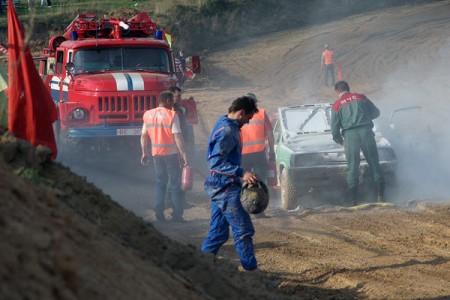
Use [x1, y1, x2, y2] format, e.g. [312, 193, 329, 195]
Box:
[2, 1, 450, 299]
[66, 1, 450, 299]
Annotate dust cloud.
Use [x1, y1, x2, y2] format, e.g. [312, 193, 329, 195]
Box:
[377, 42, 450, 202]
[58, 147, 156, 218]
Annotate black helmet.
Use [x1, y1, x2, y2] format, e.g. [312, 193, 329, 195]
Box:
[241, 180, 269, 214]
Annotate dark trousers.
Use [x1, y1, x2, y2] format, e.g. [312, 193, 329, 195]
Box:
[344, 127, 384, 189]
[324, 64, 335, 87]
[242, 150, 267, 182]
[153, 154, 183, 218]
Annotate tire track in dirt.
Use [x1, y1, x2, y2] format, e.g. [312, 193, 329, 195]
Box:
[247, 204, 450, 298]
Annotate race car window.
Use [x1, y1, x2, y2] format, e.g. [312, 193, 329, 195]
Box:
[283, 107, 330, 135]
[298, 108, 330, 133]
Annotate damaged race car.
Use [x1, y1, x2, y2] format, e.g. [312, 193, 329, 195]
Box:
[272, 103, 397, 210]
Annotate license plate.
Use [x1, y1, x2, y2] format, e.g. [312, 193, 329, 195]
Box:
[116, 128, 142, 136]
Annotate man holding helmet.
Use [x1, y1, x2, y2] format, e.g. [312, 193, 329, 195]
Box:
[201, 95, 259, 271]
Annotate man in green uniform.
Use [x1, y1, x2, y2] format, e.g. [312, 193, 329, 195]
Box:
[331, 81, 385, 205]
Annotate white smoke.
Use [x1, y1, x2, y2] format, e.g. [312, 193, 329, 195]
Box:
[378, 41, 450, 202]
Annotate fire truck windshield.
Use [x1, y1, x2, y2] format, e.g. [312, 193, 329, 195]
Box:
[73, 47, 170, 74]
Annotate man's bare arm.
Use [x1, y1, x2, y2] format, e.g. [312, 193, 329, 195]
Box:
[140, 133, 151, 165]
[173, 133, 189, 166]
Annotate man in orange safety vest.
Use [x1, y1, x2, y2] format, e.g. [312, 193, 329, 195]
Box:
[141, 90, 189, 223]
[241, 93, 275, 217]
[321, 44, 335, 87]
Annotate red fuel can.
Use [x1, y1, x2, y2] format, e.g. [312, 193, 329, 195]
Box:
[181, 166, 194, 191]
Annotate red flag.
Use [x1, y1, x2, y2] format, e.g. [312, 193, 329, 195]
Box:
[7, 0, 58, 159]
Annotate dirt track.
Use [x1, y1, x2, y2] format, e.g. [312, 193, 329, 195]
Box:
[65, 2, 450, 299]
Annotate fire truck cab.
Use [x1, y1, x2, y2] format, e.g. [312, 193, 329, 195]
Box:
[37, 12, 200, 160]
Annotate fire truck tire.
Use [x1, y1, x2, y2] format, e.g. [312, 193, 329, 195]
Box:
[280, 168, 298, 210]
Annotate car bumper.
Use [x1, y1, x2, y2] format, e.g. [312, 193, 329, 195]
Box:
[285, 161, 397, 188]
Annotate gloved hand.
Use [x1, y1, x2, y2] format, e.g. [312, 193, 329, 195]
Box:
[334, 138, 344, 146]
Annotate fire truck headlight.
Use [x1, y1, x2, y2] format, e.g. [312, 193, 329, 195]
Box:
[72, 108, 86, 120]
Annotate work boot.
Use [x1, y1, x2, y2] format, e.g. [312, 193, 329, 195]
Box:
[376, 182, 385, 202]
[348, 187, 358, 206]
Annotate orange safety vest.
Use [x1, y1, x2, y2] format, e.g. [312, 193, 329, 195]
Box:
[143, 107, 177, 156]
[322, 49, 334, 65]
[241, 109, 266, 155]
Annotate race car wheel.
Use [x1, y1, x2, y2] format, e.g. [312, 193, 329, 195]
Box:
[280, 168, 298, 210]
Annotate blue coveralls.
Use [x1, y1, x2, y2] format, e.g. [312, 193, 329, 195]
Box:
[201, 116, 257, 271]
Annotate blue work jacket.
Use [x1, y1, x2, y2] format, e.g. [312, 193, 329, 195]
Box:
[205, 116, 244, 200]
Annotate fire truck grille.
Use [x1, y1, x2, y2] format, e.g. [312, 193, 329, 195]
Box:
[97, 95, 158, 120]
[98, 96, 129, 112]
[133, 95, 158, 119]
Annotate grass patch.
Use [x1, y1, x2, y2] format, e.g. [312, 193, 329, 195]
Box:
[14, 167, 54, 187]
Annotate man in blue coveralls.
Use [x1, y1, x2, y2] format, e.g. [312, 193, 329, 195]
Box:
[201, 95, 259, 271]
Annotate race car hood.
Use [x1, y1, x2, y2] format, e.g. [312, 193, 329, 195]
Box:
[72, 72, 175, 92]
[283, 132, 391, 153]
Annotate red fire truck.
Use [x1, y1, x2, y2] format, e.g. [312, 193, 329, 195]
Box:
[37, 12, 200, 161]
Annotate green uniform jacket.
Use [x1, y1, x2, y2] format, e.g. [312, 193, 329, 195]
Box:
[331, 92, 379, 143]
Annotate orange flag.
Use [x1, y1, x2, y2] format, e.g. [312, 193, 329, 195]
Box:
[7, 0, 58, 159]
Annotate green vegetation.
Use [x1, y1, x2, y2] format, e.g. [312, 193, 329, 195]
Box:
[0, 0, 437, 53]
[14, 167, 54, 187]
